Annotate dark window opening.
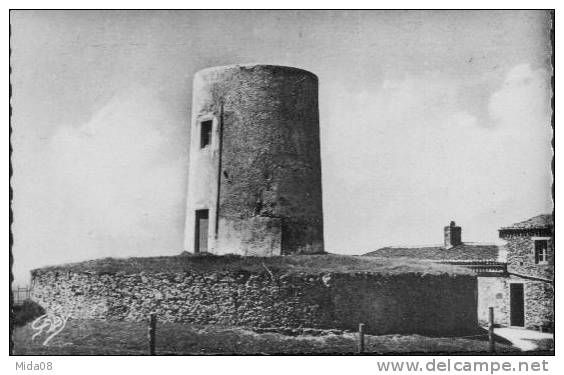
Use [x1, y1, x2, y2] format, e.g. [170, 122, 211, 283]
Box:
[195, 209, 209, 253]
[200, 120, 213, 148]
[535, 240, 549, 264]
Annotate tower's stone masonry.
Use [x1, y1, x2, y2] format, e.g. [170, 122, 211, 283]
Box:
[184, 64, 324, 256]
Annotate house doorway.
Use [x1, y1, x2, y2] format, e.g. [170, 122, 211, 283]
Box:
[195, 209, 209, 253]
[510, 283, 525, 327]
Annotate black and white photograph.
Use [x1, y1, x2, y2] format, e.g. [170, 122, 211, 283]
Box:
[9, 9, 554, 358]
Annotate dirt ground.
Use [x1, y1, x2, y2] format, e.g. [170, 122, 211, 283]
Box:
[11, 319, 517, 355]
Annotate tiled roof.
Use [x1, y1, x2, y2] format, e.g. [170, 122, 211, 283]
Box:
[500, 214, 553, 230]
[363, 243, 502, 261]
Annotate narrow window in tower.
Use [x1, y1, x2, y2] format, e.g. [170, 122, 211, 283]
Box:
[200, 120, 213, 148]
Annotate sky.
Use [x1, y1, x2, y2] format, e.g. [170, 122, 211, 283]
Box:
[10, 10, 553, 284]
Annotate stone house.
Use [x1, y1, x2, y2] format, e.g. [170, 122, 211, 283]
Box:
[364, 214, 554, 331]
[486, 214, 554, 330]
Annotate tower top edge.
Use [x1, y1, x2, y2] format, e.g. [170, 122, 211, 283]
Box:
[194, 64, 318, 80]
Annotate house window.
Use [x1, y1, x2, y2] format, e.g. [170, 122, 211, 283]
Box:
[534, 240, 549, 264]
[200, 120, 213, 148]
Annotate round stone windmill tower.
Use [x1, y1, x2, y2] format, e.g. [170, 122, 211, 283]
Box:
[183, 64, 324, 256]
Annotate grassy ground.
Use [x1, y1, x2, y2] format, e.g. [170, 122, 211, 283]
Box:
[11, 300, 46, 327]
[12, 319, 515, 355]
[32, 253, 473, 277]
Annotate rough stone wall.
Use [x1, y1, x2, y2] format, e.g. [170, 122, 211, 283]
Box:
[31, 270, 478, 336]
[504, 234, 554, 280]
[477, 276, 554, 330]
[328, 273, 478, 335]
[184, 64, 324, 256]
[216, 217, 282, 256]
[522, 279, 554, 330]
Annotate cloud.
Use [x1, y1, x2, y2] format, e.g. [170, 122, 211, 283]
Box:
[489, 63, 551, 132]
[12, 86, 189, 282]
[323, 72, 482, 188]
[321, 67, 552, 251]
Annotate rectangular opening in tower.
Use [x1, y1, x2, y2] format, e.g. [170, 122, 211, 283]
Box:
[200, 120, 212, 148]
[195, 209, 209, 253]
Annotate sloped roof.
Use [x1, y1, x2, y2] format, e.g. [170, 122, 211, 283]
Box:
[363, 243, 502, 262]
[500, 214, 553, 230]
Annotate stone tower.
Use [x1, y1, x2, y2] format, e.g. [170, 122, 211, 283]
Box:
[183, 64, 324, 256]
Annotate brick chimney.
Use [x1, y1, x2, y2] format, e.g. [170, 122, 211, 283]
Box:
[444, 221, 462, 249]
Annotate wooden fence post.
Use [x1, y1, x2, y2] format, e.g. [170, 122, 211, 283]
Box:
[148, 313, 157, 355]
[488, 307, 495, 353]
[358, 323, 365, 354]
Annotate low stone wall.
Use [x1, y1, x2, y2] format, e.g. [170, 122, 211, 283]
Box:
[31, 269, 478, 335]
